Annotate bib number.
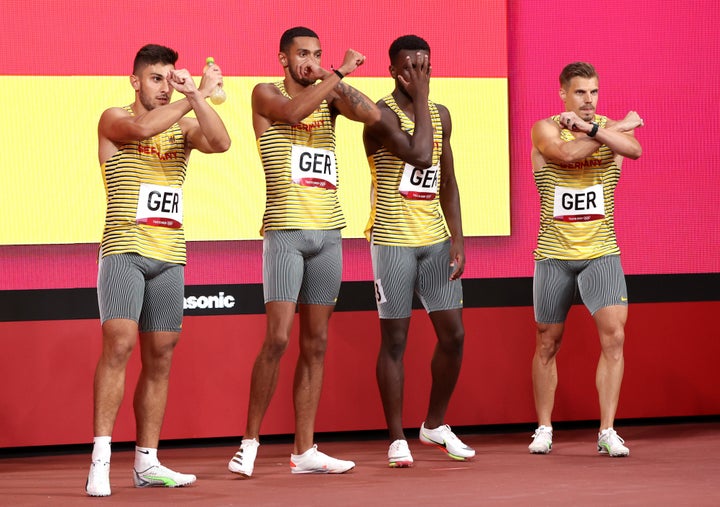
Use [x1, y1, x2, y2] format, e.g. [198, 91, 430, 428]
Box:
[399, 163, 439, 200]
[291, 145, 337, 189]
[553, 184, 604, 222]
[135, 183, 183, 228]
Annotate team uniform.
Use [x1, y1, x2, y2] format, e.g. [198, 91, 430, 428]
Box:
[533, 114, 627, 323]
[97, 105, 187, 331]
[366, 94, 462, 319]
[258, 82, 343, 305]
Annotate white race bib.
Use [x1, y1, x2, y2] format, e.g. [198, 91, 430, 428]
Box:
[399, 163, 439, 200]
[291, 145, 337, 189]
[135, 183, 183, 228]
[553, 184, 604, 222]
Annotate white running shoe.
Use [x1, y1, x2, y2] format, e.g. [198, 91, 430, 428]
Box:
[598, 428, 630, 457]
[228, 438, 259, 478]
[388, 439, 414, 468]
[85, 460, 111, 497]
[290, 445, 355, 474]
[419, 422, 476, 460]
[133, 463, 197, 488]
[528, 425, 553, 454]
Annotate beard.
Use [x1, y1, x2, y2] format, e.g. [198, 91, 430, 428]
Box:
[288, 65, 316, 86]
[138, 90, 169, 111]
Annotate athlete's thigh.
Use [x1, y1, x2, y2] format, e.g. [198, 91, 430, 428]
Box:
[371, 243, 417, 319]
[299, 229, 342, 306]
[140, 259, 184, 333]
[97, 253, 145, 324]
[263, 230, 305, 303]
[533, 258, 576, 324]
[577, 254, 628, 315]
[416, 240, 463, 313]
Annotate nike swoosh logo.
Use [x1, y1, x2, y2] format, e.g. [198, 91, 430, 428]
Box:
[138, 450, 150, 454]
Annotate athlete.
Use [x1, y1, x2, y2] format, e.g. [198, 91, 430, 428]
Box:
[529, 62, 643, 457]
[362, 35, 474, 467]
[86, 44, 230, 496]
[227, 26, 380, 477]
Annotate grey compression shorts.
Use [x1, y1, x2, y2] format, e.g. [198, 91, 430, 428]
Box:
[371, 239, 463, 319]
[533, 254, 627, 323]
[263, 229, 342, 305]
[97, 253, 184, 332]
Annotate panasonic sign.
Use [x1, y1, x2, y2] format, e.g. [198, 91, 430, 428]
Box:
[184, 292, 236, 310]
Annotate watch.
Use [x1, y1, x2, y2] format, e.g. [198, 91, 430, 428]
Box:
[588, 122, 599, 138]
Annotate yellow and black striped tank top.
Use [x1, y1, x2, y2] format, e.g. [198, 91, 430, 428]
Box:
[533, 115, 620, 260]
[100, 106, 188, 264]
[258, 82, 344, 234]
[365, 94, 447, 246]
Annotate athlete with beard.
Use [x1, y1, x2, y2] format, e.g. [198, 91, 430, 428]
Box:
[85, 44, 230, 497]
[528, 62, 643, 457]
[227, 27, 380, 477]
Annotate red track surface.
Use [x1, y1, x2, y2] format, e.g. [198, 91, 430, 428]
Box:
[1, 422, 719, 506]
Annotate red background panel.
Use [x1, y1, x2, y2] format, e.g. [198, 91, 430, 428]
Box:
[0, 0, 506, 77]
[2, 302, 719, 448]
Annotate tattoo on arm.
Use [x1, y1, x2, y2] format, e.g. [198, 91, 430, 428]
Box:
[335, 82, 374, 112]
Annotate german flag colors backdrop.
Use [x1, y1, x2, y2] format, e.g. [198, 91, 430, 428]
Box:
[0, 0, 508, 245]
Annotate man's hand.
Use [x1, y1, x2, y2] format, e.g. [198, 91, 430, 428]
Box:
[198, 63, 224, 98]
[336, 48, 366, 77]
[558, 111, 593, 133]
[398, 52, 430, 101]
[614, 110, 644, 132]
[167, 69, 200, 95]
[449, 242, 465, 280]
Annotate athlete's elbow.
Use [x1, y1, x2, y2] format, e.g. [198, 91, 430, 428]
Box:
[628, 146, 642, 159]
[211, 136, 231, 153]
[365, 108, 382, 127]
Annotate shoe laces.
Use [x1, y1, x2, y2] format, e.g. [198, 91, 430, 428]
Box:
[532, 426, 552, 438]
[601, 428, 624, 445]
[436, 424, 462, 444]
[389, 439, 408, 453]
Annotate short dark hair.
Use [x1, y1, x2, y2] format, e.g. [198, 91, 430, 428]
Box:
[559, 62, 598, 88]
[389, 35, 430, 62]
[280, 26, 319, 53]
[133, 44, 178, 75]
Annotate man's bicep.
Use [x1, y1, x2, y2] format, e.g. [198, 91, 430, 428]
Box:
[251, 84, 288, 122]
[532, 121, 564, 160]
[99, 108, 135, 143]
[365, 109, 409, 156]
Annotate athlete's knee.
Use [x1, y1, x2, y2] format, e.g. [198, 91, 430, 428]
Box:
[380, 332, 408, 362]
[379, 321, 411, 362]
[261, 331, 291, 359]
[101, 334, 136, 367]
[437, 326, 464, 355]
[535, 323, 563, 361]
[300, 327, 329, 359]
[600, 326, 625, 359]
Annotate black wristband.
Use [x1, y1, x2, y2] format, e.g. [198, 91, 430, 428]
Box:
[588, 122, 599, 138]
[333, 69, 344, 80]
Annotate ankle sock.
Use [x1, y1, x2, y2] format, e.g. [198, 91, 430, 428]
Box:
[134, 446, 159, 470]
[91, 436, 111, 463]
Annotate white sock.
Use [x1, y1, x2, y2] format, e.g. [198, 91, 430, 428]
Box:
[91, 436, 111, 463]
[134, 446, 159, 470]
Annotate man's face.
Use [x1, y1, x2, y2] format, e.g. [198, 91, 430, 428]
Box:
[282, 36, 322, 86]
[132, 63, 174, 111]
[390, 49, 431, 96]
[560, 76, 598, 121]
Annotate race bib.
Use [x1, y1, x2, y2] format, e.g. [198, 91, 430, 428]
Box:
[291, 145, 337, 189]
[399, 163, 439, 200]
[553, 184, 604, 222]
[135, 183, 183, 228]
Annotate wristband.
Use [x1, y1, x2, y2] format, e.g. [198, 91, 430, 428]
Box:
[333, 69, 344, 80]
[588, 122, 599, 138]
